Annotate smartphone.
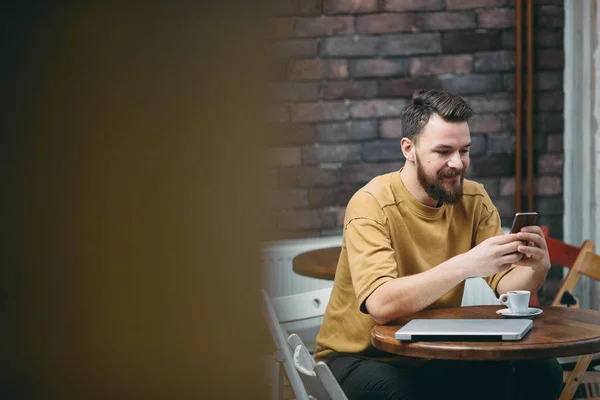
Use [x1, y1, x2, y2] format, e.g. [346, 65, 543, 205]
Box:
[510, 212, 538, 234]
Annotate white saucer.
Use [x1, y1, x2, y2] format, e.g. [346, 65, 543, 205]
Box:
[496, 307, 543, 318]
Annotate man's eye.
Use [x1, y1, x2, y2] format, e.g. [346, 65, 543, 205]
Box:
[460, 149, 470, 154]
[436, 151, 449, 155]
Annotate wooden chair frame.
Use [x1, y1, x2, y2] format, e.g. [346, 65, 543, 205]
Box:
[540, 227, 600, 400]
[552, 243, 598, 307]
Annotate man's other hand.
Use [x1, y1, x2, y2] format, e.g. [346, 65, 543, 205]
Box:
[462, 234, 524, 278]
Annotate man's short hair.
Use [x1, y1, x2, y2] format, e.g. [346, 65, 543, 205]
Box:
[401, 89, 473, 142]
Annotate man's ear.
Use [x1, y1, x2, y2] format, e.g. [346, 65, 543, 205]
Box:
[400, 137, 415, 162]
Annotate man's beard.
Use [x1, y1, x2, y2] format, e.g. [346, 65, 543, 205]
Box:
[416, 155, 466, 205]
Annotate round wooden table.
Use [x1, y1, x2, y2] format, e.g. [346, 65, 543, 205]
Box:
[292, 246, 341, 280]
[372, 306, 600, 400]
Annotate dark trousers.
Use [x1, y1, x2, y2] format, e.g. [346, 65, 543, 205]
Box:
[328, 354, 564, 400]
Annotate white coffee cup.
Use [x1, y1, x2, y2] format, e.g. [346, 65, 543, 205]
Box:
[499, 290, 531, 314]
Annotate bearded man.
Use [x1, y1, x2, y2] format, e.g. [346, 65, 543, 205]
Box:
[313, 90, 563, 400]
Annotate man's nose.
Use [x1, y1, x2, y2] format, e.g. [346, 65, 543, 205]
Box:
[447, 152, 462, 169]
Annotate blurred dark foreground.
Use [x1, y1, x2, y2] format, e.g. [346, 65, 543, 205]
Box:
[0, 3, 270, 399]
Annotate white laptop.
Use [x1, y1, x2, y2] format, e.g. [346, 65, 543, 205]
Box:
[394, 319, 533, 341]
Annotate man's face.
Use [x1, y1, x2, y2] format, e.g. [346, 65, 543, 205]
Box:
[413, 114, 471, 205]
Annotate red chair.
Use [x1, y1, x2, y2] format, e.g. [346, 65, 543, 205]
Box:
[542, 226, 584, 276]
[530, 226, 586, 307]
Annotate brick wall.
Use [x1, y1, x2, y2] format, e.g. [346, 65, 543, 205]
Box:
[266, 0, 564, 241]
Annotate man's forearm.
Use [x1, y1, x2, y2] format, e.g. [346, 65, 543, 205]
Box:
[496, 266, 548, 296]
[365, 255, 469, 324]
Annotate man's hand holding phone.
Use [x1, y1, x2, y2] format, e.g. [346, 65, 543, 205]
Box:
[512, 225, 551, 271]
[509, 212, 550, 272]
[461, 212, 550, 277]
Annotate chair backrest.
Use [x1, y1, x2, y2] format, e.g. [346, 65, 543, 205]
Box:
[542, 226, 582, 268]
[262, 290, 311, 400]
[531, 225, 583, 307]
[552, 240, 600, 306]
[288, 333, 348, 400]
[552, 242, 598, 307]
[461, 277, 502, 306]
[271, 287, 332, 352]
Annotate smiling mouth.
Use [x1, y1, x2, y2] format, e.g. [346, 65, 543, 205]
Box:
[443, 175, 460, 181]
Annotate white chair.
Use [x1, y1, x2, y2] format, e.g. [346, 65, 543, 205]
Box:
[288, 333, 348, 400]
[262, 289, 345, 400]
[262, 289, 310, 400]
[261, 236, 338, 351]
[461, 277, 502, 306]
[271, 287, 332, 352]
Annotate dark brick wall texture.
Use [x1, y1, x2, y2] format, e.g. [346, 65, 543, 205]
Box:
[266, 0, 564, 242]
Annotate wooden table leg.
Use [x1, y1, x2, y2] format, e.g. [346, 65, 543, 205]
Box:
[559, 353, 594, 400]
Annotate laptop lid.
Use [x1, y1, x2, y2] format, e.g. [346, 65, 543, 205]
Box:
[394, 319, 533, 341]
